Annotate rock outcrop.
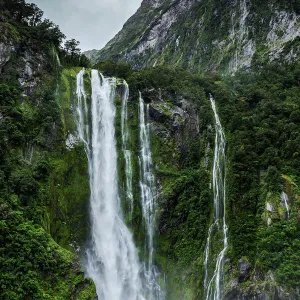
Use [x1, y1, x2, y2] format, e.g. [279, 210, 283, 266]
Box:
[93, 0, 300, 74]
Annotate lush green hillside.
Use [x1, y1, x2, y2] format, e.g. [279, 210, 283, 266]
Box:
[97, 60, 300, 299]
[0, 1, 95, 299]
[1, 0, 300, 299]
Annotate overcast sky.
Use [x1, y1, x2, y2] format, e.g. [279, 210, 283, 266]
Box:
[27, 0, 142, 51]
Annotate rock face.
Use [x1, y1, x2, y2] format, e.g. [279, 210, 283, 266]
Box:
[146, 91, 201, 164]
[0, 42, 14, 69]
[0, 22, 53, 98]
[83, 49, 99, 61]
[94, 0, 300, 73]
[238, 258, 251, 283]
[0, 9, 96, 299]
[225, 267, 299, 300]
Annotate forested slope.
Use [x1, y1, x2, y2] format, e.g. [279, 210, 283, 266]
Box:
[96, 60, 300, 299]
[0, 1, 95, 299]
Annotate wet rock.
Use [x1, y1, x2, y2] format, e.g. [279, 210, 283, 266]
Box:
[0, 42, 14, 70]
[238, 258, 251, 283]
[172, 115, 182, 130]
[66, 133, 78, 150]
[142, 88, 160, 103]
[254, 266, 265, 282]
[152, 124, 170, 139]
[149, 105, 169, 123]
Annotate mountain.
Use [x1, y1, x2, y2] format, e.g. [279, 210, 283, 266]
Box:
[83, 49, 98, 61]
[93, 0, 300, 73]
[1, 0, 300, 300]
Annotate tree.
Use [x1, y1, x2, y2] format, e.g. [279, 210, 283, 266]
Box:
[26, 3, 43, 26]
[39, 19, 66, 47]
[64, 39, 81, 57]
[1, 0, 43, 25]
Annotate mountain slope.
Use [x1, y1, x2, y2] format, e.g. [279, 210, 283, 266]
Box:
[96, 60, 300, 300]
[0, 1, 95, 298]
[94, 0, 300, 73]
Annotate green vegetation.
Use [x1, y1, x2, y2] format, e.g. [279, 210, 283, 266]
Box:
[102, 60, 300, 298]
[1, 0, 300, 298]
[0, 1, 95, 298]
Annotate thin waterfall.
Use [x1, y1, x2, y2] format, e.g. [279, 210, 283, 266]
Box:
[121, 82, 134, 219]
[139, 93, 164, 300]
[204, 95, 228, 300]
[76, 69, 145, 300]
[76, 69, 90, 149]
[281, 192, 290, 219]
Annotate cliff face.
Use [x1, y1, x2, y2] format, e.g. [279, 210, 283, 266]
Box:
[96, 61, 300, 300]
[1, 1, 300, 299]
[92, 5, 300, 297]
[0, 4, 95, 299]
[137, 66, 300, 300]
[94, 0, 300, 73]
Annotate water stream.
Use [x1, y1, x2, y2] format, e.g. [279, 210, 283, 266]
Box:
[281, 192, 290, 219]
[204, 95, 228, 300]
[121, 82, 134, 219]
[139, 93, 164, 300]
[76, 69, 144, 300]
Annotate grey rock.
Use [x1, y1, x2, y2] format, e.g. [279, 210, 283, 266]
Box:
[149, 105, 169, 123]
[0, 42, 14, 70]
[152, 124, 170, 139]
[238, 258, 251, 283]
[172, 115, 182, 130]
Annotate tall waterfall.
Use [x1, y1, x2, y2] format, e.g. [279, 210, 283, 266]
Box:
[139, 94, 164, 300]
[76, 69, 144, 300]
[121, 82, 134, 219]
[204, 95, 228, 300]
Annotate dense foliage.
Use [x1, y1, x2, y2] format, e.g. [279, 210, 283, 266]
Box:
[0, 1, 95, 299]
[1, 0, 300, 298]
[0, 0, 90, 68]
[100, 60, 300, 296]
[0, 78, 94, 298]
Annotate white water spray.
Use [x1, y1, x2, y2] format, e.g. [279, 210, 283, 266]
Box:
[76, 69, 145, 300]
[281, 192, 290, 219]
[121, 82, 134, 219]
[139, 93, 164, 300]
[204, 95, 228, 300]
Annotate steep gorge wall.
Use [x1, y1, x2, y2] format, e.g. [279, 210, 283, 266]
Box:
[0, 14, 96, 298]
[93, 0, 300, 74]
[101, 63, 300, 299]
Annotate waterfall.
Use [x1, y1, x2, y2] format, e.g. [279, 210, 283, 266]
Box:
[76, 69, 145, 300]
[139, 93, 164, 300]
[204, 95, 228, 300]
[281, 192, 290, 219]
[121, 82, 134, 219]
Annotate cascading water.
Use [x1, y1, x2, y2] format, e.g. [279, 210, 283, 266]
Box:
[76, 69, 145, 300]
[281, 192, 290, 219]
[203, 95, 228, 300]
[139, 93, 164, 300]
[121, 82, 134, 219]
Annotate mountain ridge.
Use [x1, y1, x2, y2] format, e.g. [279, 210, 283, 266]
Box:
[90, 0, 300, 74]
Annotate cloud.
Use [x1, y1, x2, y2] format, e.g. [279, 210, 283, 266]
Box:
[27, 0, 142, 51]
